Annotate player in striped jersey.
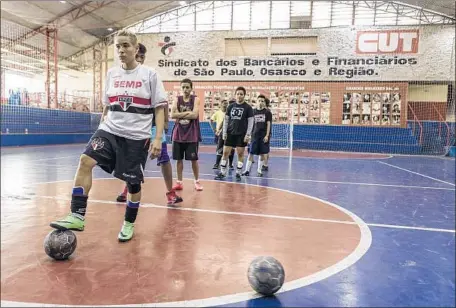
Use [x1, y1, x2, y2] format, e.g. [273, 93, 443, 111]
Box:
[116, 43, 183, 206]
[50, 30, 167, 242]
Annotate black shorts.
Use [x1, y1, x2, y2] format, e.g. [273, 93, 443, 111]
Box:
[225, 134, 247, 148]
[216, 136, 235, 158]
[250, 137, 270, 155]
[83, 129, 149, 184]
[172, 142, 199, 160]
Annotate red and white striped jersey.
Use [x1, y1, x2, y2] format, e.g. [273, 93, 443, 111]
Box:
[99, 64, 167, 140]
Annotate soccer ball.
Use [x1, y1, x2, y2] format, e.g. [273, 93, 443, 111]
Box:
[247, 256, 285, 296]
[44, 229, 77, 260]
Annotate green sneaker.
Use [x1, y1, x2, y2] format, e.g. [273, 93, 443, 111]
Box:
[50, 213, 85, 231]
[118, 221, 134, 242]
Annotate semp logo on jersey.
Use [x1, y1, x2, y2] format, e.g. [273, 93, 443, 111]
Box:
[118, 96, 133, 111]
[230, 107, 244, 120]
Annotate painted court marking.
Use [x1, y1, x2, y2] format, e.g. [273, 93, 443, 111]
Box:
[147, 170, 456, 191]
[30, 177, 456, 234]
[2, 176, 455, 308]
[6, 162, 454, 191]
[33, 194, 456, 234]
[378, 161, 455, 187]
[1, 177, 373, 308]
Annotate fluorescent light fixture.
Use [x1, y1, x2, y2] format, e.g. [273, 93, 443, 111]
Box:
[107, 27, 113, 31]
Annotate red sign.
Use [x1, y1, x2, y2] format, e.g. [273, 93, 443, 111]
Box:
[356, 30, 419, 54]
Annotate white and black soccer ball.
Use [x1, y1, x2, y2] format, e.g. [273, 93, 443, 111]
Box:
[247, 256, 285, 296]
[44, 229, 77, 260]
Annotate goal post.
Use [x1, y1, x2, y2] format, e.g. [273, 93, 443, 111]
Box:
[269, 107, 294, 153]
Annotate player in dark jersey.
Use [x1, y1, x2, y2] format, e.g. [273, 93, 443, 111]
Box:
[171, 78, 203, 191]
[242, 94, 272, 176]
[215, 86, 254, 181]
[116, 43, 182, 206]
[262, 98, 272, 171]
[50, 30, 166, 242]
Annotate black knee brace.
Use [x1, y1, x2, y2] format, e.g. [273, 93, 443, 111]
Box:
[126, 182, 141, 194]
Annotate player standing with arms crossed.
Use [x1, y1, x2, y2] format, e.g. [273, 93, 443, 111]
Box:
[171, 78, 203, 191]
[215, 86, 254, 181]
[116, 43, 183, 205]
[50, 30, 167, 242]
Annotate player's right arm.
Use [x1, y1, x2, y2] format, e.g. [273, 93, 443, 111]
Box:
[222, 105, 231, 140]
[164, 103, 169, 133]
[171, 99, 192, 119]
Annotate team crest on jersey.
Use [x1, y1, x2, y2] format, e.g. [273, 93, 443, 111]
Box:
[91, 137, 104, 151]
[118, 96, 133, 111]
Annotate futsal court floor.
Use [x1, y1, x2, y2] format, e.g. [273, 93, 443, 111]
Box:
[1, 144, 455, 307]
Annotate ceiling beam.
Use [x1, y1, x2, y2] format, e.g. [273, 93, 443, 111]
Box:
[1, 1, 115, 50]
[63, 0, 179, 63]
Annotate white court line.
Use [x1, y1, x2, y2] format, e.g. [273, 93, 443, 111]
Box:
[2, 159, 454, 191]
[366, 222, 456, 233]
[4, 161, 453, 191]
[34, 195, 456, 234]
[2, 177, 373, 308]
[378, 161, 455, 187]
[1, 155, 79, 162]
[143, 170, 455, 191]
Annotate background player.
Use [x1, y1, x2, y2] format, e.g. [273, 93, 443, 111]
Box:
[171, 78, 203, 191]
[215, 86, 254, 181]
[50, 30, 167, 242]
[242, 94, 272, 176]
[262, 98, 272, 171]
[211, 99, 234, 169]
[116, 43, 183, 206]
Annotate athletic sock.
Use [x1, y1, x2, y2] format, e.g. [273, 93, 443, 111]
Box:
[245, 160, 252, 172]
[71, 186, 87, 219]
[258, 159, 264, 173]
[220, 159, 228, 175]
[237, 161, 243, 175]
[125, 201, 140, 223]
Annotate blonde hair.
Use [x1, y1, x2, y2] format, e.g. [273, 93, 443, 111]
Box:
[116, 29, 138, 46]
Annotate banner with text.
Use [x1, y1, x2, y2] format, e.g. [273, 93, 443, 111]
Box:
[136, 26, 455, 82]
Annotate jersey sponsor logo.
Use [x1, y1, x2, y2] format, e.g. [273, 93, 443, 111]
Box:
[254, 113, 266, 123]
[91, 137, 104, 151]
[114, 80, 143, 88]
[118, 96, 133, 111]
[230, 107, 244, 120]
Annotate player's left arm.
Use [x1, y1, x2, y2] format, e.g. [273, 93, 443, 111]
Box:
[245, 105, 254, 143]
[264, 110, 272, 143]
[149, 71, 167, 157]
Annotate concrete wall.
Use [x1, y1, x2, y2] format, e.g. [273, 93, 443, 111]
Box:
[135, 25, 455, 82]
